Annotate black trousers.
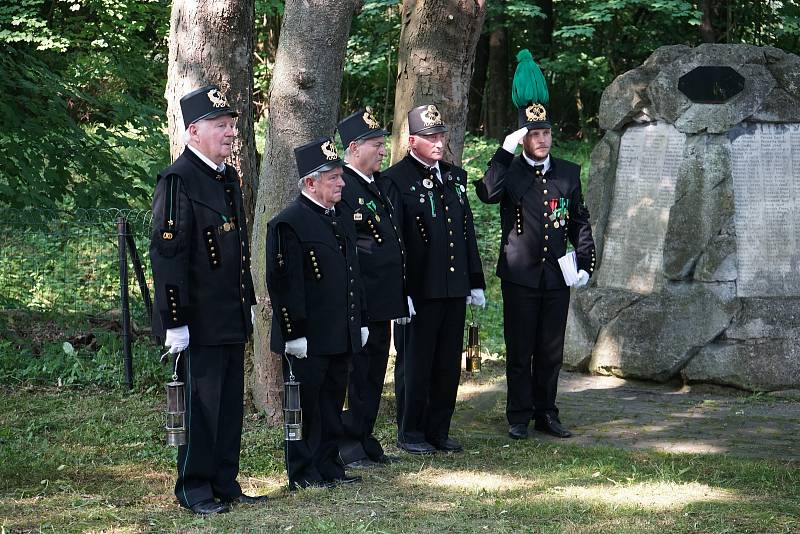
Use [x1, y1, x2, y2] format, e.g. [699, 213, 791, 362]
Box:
[175, 344, 244, 508]
[397, 297, 466, 444]
[282, 352, 349, 487]
[341, 320, 391, 461]
[502, 280, 570, 425]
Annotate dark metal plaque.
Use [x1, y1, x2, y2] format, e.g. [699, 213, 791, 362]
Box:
[678, 66, 745, 104]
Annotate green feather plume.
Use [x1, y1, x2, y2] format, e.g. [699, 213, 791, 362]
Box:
[512, 49, 549, 107]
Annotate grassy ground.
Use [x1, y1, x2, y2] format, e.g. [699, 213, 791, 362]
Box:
[2, 360, 799, 533]
[4, 136, 798, 532]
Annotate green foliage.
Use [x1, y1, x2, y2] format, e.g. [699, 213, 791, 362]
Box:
[0, 0, 171, 212]
[0, 311, 163, 389]
[340, 0, 401, 125]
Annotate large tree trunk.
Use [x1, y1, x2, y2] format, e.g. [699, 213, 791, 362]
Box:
[165, 0, 257, 227]
[467, 32, 489, 135]
[250, 0, 361, 423]
[390, 0, 487, 165]
[485, 11, 510, 140]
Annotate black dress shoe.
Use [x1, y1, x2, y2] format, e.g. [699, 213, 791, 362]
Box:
[430, 437, 463, 452]
[332, 474, 362, 486]
[534, 414, 572, 438]
[508, 423, 529, 440]
[223, 493, 269, 505]
[189, 500, 230, 515]
[397, 441, 437, 455]
[371, 453, 400, 464]
[344, 458, 379, 469]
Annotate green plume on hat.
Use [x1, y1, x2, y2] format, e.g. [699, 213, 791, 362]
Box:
[511, 49, 549, 108]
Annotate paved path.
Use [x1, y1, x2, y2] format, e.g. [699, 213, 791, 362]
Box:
[452, 369, 800, 461]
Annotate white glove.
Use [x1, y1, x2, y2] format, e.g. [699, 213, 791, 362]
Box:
[502, 126, 528, 154]
[360, 327, 369, 348]
[165, 326, 190, 354]
[466, 288, 486, 308]
[285, 337, 308, 359]
[395, 296, 417, 325]
[251, 305, 256, 325]
[575, 270, 590, 288]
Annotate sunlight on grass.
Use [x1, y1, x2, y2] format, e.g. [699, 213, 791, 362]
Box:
[456, 374, 505, 401]
[551, 481, 737, 510]
[402, 468, 536, 493]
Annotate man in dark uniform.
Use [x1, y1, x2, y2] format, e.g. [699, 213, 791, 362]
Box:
[266, 136, 368, 490]
[150, 84, 267, 515]
[335, 109, 406, 467]
[473, 50, 596, 440]
[381, 104, 485, 455]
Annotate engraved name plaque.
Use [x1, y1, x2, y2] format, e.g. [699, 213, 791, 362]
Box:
[596, 123, 687, 294]
[730, 123, 800, 297]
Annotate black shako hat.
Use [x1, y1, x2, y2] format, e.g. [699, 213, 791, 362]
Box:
[180, 85, 239, 129]
[294, 136, 343, 178]
[407, 104, 448, 135]
[337, 108, 389, 147]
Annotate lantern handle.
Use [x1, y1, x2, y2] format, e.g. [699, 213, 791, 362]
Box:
[283, 353, 296, 382]
[172, 351, 183, 382]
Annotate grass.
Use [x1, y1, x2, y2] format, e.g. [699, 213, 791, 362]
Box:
[5, 136, 799, 532]
[2, 359, 799, 533]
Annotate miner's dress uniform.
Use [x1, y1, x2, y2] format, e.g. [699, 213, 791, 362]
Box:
[266, 194, 368, 488]
[381, 154, 485, 445]
[337, 164, 407, 462]
[149, 147, 256, 508]
[474, 147, 595, 425]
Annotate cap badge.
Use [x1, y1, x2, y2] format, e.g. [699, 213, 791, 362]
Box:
[420, 105, 443, 127]
[525, 103, 547, 122]
[207, 88, 229, 108]
[363, 108, 380, 129]
[320, 140, 339, 160]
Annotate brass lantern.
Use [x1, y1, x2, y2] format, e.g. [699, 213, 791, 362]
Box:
[465, 310, 481, 373]
[283, 359, 303, 441]
[164, 352, 187, 446]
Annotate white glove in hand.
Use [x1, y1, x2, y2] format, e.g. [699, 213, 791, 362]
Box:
[467, 288, 486, 308]
[251, 305, 256, 325]
[360, 327, 369, 348]
[285, 337, 308, 359]
[165, 326, 190, 354]
[502, 126, 529, 154]
[395, 296, 416, 326]
[575, 270, 590, 288]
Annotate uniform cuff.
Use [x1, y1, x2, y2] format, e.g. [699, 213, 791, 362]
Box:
[160, 307, 190, 329]
[470, 272, 486, 290]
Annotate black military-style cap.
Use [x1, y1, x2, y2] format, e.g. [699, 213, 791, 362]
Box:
[180, 84, 239, 129]
[338, 108, 389, 147]
[407, 103, 449, 135]
[518, 103, 552, 130]
[294, 136, 343, 178]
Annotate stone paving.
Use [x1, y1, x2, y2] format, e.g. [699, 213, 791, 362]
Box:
[452, 368, 800, 461]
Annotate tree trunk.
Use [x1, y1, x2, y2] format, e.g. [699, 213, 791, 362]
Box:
[467, 32, 489, 135]
[166, 0, 257, 228]
[536, 0, 553, 49]
[250, 0, 361, 424]
[485, 13, 509, 140]
[391, 0, 488, 165]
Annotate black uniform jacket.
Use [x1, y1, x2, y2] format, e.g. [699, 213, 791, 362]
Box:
[266, 195, 368, 356]
[337, 165, 407, 322]
[149, 148, 256, 345]
[380, 154, 485, 300]
[473, 148, 596, 290]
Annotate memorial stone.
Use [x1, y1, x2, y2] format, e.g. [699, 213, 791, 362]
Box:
[567, 44, 800, 391]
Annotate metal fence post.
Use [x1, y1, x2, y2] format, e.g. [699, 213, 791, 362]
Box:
[124, 220, 153, 324]
[117, 216, 133, 389]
